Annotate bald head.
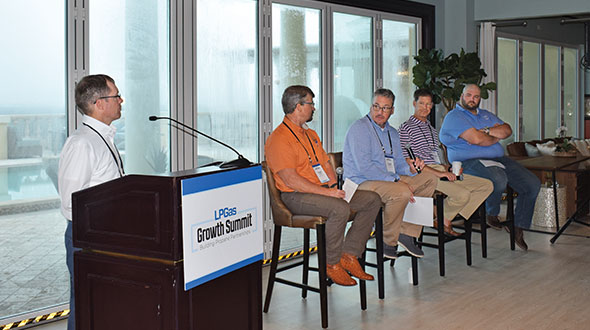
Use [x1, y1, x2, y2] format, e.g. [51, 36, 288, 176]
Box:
[462, 84, 480, 95]
[460, 84, 481, 111]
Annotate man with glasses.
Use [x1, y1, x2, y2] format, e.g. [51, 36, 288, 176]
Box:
[265, 85, 381, 286]
[343, 88, 437, 259]
[58, 74, 124, 330]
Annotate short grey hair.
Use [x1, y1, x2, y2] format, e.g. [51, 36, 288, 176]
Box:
[373, 88, 395, 105]
[75, 74, 115, 115]
[281, 85, 315, 114]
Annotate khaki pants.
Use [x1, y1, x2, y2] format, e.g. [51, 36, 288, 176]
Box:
[429, 164, 494, 221]
[358, 172, 437, 246]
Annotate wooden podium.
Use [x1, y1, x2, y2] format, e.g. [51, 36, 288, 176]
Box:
[72, 166, 262, 330]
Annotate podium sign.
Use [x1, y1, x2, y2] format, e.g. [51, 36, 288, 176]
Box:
[181, 165, 263, 290]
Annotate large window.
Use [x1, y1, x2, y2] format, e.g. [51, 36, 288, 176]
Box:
[497, 37, 517, 145]
[0, 0, 67, 320]
[89, 0, 170, 174]
[522, 41, 541, 141]
[272, 3, 321, 134]
[332, 12, 373, 152]
[544, 45, 560, 136]
[382, 19, 418, 129]
[196, 0, 258, 166]
[497, 35, 581, 141]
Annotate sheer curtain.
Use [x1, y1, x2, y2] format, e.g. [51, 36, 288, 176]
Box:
[479, 22, 496, 114]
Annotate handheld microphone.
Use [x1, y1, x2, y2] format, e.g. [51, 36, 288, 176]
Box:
[149, 116, 252, 168]
[404, 143, 421, 174]
[336, 167, 344, 189]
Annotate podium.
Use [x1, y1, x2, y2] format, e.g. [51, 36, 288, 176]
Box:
[72, 165, 263, 330]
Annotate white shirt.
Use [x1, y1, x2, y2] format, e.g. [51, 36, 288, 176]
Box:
[58, 115, 124, 220]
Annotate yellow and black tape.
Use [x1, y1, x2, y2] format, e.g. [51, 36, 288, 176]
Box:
[263, 246, 318, 265]
[262, 230, 377, 265]
[1, 309, 69, 330]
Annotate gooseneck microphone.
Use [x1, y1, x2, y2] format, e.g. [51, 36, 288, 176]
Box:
[404, 143, 421, 174]
[149, 116, 252, 169]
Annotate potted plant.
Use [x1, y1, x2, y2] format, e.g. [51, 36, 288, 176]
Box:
[412, 48, 497, 112]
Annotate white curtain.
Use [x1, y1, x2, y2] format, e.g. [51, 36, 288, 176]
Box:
[479, 22, 496, 114]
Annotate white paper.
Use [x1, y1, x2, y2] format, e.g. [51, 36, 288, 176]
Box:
[479, 159, 506, 169]
[402, 196, 433, 226]
[342, 178, 358, 203]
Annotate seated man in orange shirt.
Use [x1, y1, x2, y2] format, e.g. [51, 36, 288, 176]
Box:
[265, 85, 381, 286]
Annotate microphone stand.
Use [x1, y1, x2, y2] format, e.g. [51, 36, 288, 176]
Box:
[149, 116, 252, 169]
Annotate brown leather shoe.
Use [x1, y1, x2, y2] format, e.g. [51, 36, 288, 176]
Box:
[513, 227, 528, 251]
[326, 263, 357, 286]
[486, 215, 503, 230]
[444, 223, 462, 237]
[340, 253, 374, 281]
[434, 219, 461, 237]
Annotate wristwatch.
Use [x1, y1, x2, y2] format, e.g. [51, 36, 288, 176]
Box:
[483, 126, 490, 134]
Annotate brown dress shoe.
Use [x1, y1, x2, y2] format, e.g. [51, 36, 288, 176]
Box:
[340, 253, 374, 281]
[513, 227, 528, 251]
[326, 263, 357, 286]
[434, 219, 461, 237]
[486, 215, 503, 230]
[444, 223, 462, 237]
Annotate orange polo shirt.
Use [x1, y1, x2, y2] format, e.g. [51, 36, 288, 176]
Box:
[265, 117, 330, 192]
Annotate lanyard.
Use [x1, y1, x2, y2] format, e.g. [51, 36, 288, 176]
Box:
[83, 123, 125, 177]
[415, 117, 436, 150]
[282, 121, 319, 164]
[366, 115, 393, 155]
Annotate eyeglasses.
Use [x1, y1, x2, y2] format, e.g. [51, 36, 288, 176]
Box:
[371, 104, 393, 113]
[94, 94, 122, 104]
[301, 101, 315, 107]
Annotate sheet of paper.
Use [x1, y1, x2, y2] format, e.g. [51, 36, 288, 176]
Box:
[402, 196, 433, 226]
[479, 159, 506, 169]
[342, 178, 358, 203]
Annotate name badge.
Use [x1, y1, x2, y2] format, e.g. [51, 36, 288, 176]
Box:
[385, 155, 396, 173]
[312, 164, 330, 183]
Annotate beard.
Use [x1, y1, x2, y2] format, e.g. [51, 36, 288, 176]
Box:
[306, 112, 314, 122]
[460, 97, 480, 111]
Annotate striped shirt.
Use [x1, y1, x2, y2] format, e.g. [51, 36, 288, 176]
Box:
[399, 115, 440, 165]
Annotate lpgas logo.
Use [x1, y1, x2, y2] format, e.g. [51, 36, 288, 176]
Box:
[214, 207, 237, 220]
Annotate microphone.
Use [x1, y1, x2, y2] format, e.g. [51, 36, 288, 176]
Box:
[149, 116, 252, 169]
[404, 143, 421, 174]
[336, 167, 344, 189]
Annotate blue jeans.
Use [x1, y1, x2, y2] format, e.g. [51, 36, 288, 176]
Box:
[462, 156, 540, 228]
[65, 220, 81, 330]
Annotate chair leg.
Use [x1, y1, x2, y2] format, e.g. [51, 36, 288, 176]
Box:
[411, 255, 419, 286]
[465, 216, 472, 266]
[302, 228, 310, 298]
[507, 187, 516, 251]
[375, 210, 385, 299]
[359, 252, 367, 310]
[479, 204, 487, 258]
[436, 194, 445, 277]
[316, 223, 329, 329]
[263, 225, 282, 313]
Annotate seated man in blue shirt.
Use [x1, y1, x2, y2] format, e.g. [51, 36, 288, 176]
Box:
[439, 84, 540, 250]
[343, 88, 437, 259]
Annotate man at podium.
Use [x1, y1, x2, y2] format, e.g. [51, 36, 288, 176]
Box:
[265, 85, 381, 286]
[58, 74, 125, 330]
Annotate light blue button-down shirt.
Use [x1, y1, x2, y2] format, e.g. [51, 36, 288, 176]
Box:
[342, 115, 414, 185]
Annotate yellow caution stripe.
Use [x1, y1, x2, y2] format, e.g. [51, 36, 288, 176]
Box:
[0, 309, 69, 329]
[263, 246, 318, 265]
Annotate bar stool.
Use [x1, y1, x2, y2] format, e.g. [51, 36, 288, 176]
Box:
[262, 162, 368, 329]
